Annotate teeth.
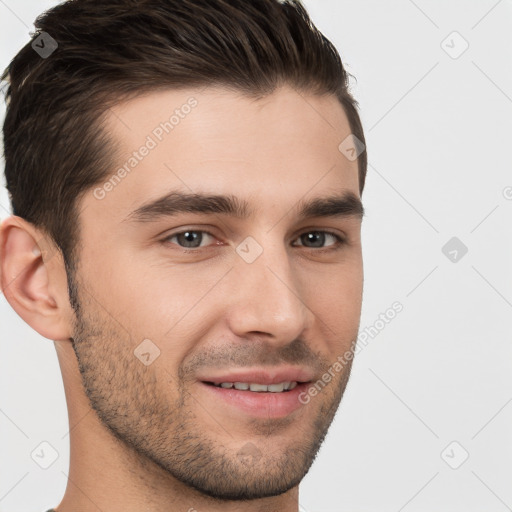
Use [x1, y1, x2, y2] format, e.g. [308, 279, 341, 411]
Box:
[249, 383, 268, 392]
[213, 381, 299, 392]
[267, 383, 284, 392]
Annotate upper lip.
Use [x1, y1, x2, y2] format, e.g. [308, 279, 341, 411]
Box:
[198, 367, 315, 385]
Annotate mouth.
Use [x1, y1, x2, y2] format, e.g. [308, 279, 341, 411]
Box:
[199, 379, 313, 418]
[203, 380, 300, 392]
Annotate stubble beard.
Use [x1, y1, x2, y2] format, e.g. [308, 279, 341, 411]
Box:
[67, 271, 353, 501]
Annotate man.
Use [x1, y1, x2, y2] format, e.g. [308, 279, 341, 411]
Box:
[0, 0, 367, 510]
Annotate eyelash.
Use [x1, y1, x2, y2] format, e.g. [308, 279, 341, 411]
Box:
[161, 229, 346, 253]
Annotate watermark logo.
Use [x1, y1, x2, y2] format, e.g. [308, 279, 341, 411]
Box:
[441, 441, 469, 469]
[442, 236, 468, 263]
[338, 134, 365, 162]
[236, 442, 262, 466]
[441, 31, 469, 59]
[236, 236, 264, 263]
[31, 441, 59, 469]
[134, 338, 161, 366]
[31, 32, 58, 58]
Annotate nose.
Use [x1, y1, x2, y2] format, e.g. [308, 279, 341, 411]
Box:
[225, 240, 313, 344]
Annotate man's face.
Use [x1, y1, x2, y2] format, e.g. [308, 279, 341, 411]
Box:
[70, 85, 363, 500]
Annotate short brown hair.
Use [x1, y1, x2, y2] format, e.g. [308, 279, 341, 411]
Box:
[1, 0, 367, 280]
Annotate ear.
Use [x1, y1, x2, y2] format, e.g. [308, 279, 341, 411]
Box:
[0, 216, 74, 341]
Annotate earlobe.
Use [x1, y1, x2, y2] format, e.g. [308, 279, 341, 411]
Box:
[0, 215, 74, 341]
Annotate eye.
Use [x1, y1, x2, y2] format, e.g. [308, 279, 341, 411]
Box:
[292, 231, 344, 249]
[162, 229, 345, 251]
[163, 230, 217, 249]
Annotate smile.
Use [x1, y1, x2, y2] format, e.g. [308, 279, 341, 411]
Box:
[207, 381, 299, 392]
[200, 380, 312, 418]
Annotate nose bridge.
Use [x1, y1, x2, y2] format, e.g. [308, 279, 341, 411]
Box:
[226, 235, 311, 340]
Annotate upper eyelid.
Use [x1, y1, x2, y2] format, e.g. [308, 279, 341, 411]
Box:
[162, 229, 216, 242]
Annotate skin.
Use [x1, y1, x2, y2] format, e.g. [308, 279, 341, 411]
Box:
[0, 84, 363, 512]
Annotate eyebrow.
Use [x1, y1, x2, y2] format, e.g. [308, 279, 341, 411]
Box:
[123, 190, 364, 224]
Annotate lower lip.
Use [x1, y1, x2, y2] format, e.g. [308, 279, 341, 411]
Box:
[200, 382, 311, 418]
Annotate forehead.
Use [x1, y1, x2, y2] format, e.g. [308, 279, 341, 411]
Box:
[83, 85, 360, 225]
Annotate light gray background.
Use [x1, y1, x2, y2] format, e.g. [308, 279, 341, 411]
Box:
[1, 1, 511, 511]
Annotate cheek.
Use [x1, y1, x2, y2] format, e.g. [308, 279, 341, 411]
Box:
[106, 266, 226, 364]
[305, 264, 363, 349]
[319, 289, 362, 341]
[302, 258, 363, 307]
